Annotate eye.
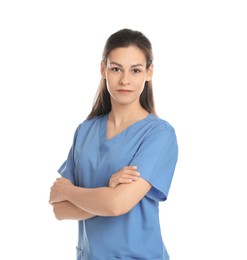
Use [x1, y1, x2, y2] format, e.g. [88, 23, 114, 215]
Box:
[131, 69, 141, 73]
[111, 67, 121, 72]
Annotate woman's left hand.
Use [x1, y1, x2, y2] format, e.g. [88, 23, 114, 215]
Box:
[109, 166, 140, 188]
[49, 177, 73, 204]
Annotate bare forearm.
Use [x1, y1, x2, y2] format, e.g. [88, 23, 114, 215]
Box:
[50, 177, 151, 217]
[64, 179, 151, 217]
[52, 201, 96, 220]
[64, 186, 120, 216]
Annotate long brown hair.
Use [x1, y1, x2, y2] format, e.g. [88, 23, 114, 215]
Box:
[87, 28, 156, 119]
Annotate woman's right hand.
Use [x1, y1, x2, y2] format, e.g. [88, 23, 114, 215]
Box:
[109, 166, 141, 188]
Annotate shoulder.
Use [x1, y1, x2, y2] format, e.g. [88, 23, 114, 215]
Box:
[142, 115, 178, 159]
[73, 115, 106, 137]
[135, 114, 178, 150]
[146, 114, 176, 137]
[78, 114, 105, 129]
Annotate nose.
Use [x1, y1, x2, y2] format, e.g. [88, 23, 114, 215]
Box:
[119, 72, 130, 86]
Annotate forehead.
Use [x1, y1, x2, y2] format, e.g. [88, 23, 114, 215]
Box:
[107, 46, 146, 65]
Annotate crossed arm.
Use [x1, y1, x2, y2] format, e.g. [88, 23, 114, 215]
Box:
[49, 166, 152, 221]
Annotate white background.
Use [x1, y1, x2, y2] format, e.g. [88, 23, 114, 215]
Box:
[0, 0, 246, 259]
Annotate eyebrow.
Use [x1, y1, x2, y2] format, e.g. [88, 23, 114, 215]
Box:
[110, 61, 144, 68]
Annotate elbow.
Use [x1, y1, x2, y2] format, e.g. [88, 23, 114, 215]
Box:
[110, 208, 126, 217]
[54, 214, 63, 221]
[106, 189, 135, 217]
[52, 204, 64, 221]
[109, 199, 131, 217]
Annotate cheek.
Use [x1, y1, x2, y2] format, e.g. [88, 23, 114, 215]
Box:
[106, 75, 119, 88]
[136, 79, 146, 92]
[138, 86, 146, 96]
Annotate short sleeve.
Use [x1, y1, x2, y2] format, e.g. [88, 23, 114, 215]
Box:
[57, 126, 80, 185]
[130, 122, 178, 201]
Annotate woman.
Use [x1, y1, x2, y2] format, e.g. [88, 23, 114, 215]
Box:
[49, 28, 178, 260]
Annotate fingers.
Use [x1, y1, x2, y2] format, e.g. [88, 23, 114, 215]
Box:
[109, 166, 141, 188]
[117, 172, 140, 180]
[49, 177, 72, 205]
[53, 177, 72, 186]
[121, 166, 140, 178]
[55, 177, 66, 183]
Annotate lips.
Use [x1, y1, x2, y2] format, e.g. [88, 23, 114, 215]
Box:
[117, 89, 133, 93]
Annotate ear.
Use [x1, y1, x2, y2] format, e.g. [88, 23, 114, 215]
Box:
[101, 61, 106, 79]
[146, 64, 153, 81]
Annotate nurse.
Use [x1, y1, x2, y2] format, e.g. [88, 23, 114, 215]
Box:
[49, 28, 178, 260]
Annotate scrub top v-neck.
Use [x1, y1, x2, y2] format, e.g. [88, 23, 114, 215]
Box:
[58, 113, 178, 260]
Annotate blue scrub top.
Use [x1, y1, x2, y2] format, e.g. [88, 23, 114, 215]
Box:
[58, 113, 178, 260]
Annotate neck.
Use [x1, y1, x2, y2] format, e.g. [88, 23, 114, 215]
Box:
[108, 104, 149, 127]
